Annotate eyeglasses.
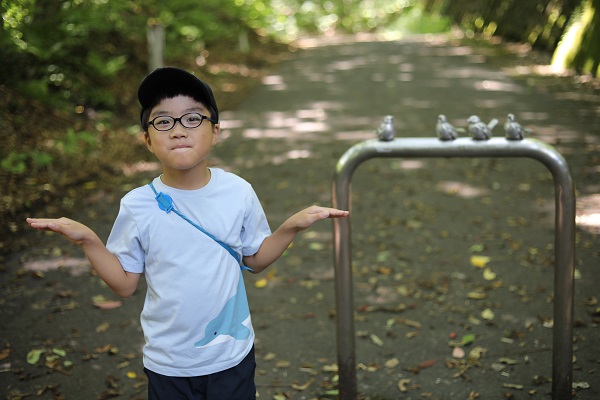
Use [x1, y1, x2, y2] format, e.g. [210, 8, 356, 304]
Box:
[148, 112, 216, 131]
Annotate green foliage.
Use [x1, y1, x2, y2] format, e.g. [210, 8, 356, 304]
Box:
[0, 127, 96, 175]
[440, 0, 599, 77]
[385, 6, 452, 35]
[1, 150, 53, 175]
[1, 0, 143, 108]
[242, 0, 443, 40]
[54, 129, 97, 155]
[2, 0, 454, 112]
[552, 0, 600, 76]
[440, 0, 578, 50]
[1, 152, 28, 174]
[2, 0, 599, 111]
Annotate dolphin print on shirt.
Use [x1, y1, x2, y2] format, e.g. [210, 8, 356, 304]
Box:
[194, 271, 251, 348]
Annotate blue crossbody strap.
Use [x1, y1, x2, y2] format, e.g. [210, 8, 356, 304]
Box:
[148, 182, 254, 272]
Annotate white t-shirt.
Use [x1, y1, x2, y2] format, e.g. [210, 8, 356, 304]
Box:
[106, 168, 271, 377]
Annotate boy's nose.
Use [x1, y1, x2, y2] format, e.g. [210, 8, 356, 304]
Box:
[170, 121, 188, 137]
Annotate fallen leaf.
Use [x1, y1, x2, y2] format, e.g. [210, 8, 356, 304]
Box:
[483, 268, 497, 281]
[377, 266, 393, 275]
[291, 379, 314, 391]
[385, 357, 399, 368]
[96, 322, 110, 333]
[462, 333, 476, 345]
[481, 308, 495, 320]
[322, 363, 338, 372]
[0, 348, 10, 361]
[502, 383, 524, 390]
[468, 291, 487, 300]
[92, 295, 123, 310]
[397, 318, 421, 328]
[126, 371, 137, 379]
[398, 378, 411, 392]
[308, 242, 324, 251]
[469, 244, 484, 253]
[491, 362, 506, 372]
[468, 346, 487, 360]
[55, 300, 78, 312]
[94, 344, 118, 354]
[27, 349, 44, 365]
[52, 348, 66, 357]
[255, 278, 268, 288]
[385, 318, 396, 329]
[357, 362, 380, 371]
[370, 334, 384, 347]
[275, 360, 291, 368]
[418, 359, 437, 369]
[572, 381, 590, 389]
[406, 359, 436, 374]
[470, 255, 490, 268]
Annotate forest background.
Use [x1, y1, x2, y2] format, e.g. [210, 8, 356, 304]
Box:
[1, 0, 599, 252]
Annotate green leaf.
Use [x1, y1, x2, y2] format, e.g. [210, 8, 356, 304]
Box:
[461, 333, 476, 346]
[27, 348, 44, 365]
[52, 348, 66, 357]
[469, 244, 484, 253]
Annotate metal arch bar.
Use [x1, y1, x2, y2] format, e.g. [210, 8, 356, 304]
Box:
[332, 137, 576, 400]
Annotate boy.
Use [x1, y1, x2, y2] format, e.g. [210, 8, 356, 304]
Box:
[27, 67, 349, 399]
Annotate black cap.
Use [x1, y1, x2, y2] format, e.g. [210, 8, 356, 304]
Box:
[138, 67, 219, 126]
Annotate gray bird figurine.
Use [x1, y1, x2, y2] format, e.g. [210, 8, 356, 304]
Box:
[467, 115, 498, 140]
[376, 115, 396, 141]
[504, 113, 526, 140]
[436, 114, 458, 141]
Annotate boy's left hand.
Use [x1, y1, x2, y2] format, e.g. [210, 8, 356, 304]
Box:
[286, 206, 349, 232]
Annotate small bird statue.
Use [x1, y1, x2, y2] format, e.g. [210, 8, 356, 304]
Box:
[504, 113, 526, 140]
[436, 114, 458, 141]
[467, 115, 498, 140]
[376, 115, 396, 142]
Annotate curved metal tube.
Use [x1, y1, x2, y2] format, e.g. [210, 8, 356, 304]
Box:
[332, 138, 575, 400]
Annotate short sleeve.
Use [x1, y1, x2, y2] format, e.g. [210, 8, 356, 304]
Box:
[240, 188, 271, 257]
[106, 203, 146, 273]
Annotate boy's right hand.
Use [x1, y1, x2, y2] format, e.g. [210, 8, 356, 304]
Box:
[26, 217, 97, 245]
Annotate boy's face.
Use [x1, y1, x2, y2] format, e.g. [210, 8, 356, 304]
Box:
[145, 95, 219, 177]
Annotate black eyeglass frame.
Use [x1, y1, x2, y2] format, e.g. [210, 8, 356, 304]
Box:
[147, 112, 217, 131]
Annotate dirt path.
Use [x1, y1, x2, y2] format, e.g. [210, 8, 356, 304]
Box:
[2, 34, 599, 399]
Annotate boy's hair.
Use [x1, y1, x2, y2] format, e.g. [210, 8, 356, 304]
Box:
[138, 67, 219, 131]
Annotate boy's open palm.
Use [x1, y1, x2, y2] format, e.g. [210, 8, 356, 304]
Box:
[26, 217, 96, 245]
[288, 206, 349, 232]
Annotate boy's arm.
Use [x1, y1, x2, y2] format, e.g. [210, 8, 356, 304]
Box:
[242, 206, 349, 273]
[26, 217, 140, 298]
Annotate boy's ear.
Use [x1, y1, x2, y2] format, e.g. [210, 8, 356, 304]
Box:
[212, 124, 220, 146]
[144, 132, 153, 153]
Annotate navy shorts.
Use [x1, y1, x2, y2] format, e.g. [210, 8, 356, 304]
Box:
[144, 347, 256, 400]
